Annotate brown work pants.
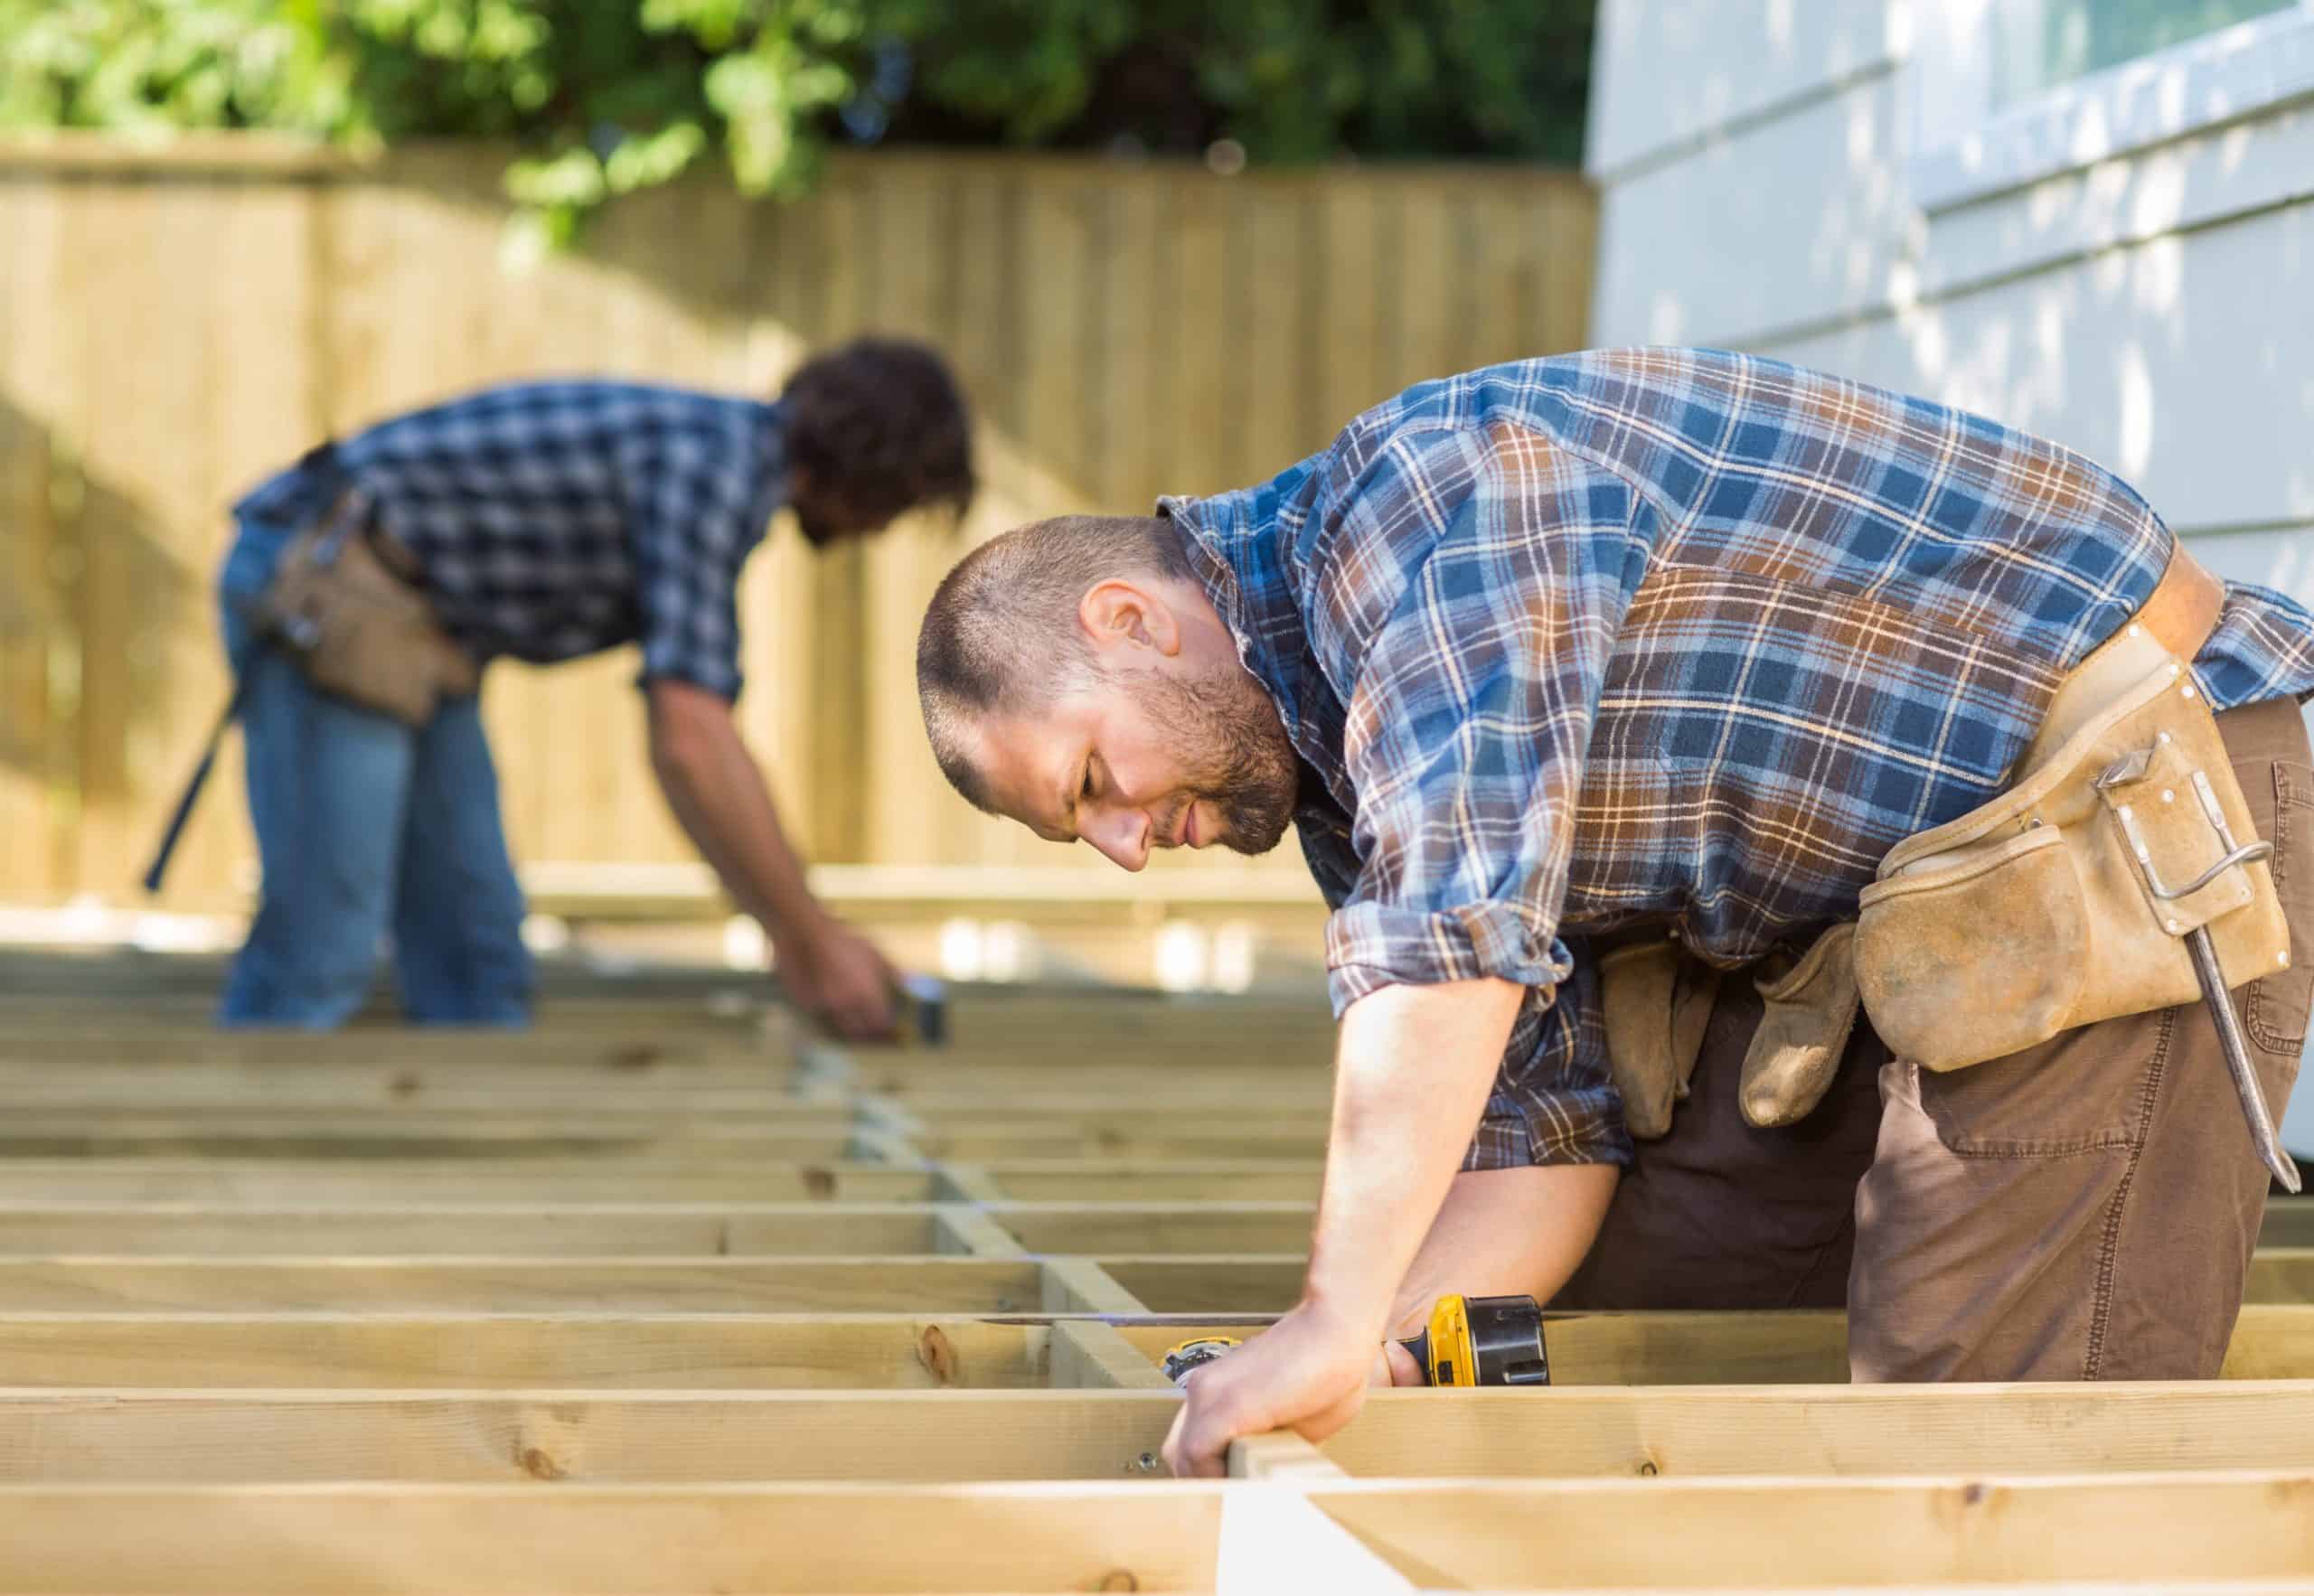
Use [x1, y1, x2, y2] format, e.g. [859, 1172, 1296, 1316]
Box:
[1553, 693, 2314, 1380]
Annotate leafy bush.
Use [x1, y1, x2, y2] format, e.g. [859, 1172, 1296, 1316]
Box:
[0, 0, 1591, 229]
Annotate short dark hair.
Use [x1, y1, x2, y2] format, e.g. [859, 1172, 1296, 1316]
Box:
[917, 513, 1196, 809]
[780, 337, 974, 540]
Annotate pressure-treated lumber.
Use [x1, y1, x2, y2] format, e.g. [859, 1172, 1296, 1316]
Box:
[0, 1257, 1050, 1312]
[0, 1479, 1227, 1592]
[914, 1125, 1329, 1160]
[0, 1106, 854, 1137]
[1111, 1313, 1857, 1386]
[0, 1304, 1970, 1392]
[990, 1202, 1316, 1254]
[965, 1160, 1322, 1202]
[2260, 1197, 2314, 1247]
[0, 1065, 804, 1111]
[1116, 1303, 2314, 1384]
[0, 1159, 937, 1203]
[1096, 1255, 1306, 1312]
[15, 1385, 2314, 1487]
[842, 1055, 1332, 1092]
[1039, 1258, 1151, 1315]
[1309, 1472, 2314, 1589]
[0, 1127, 882, 1161]
[0, 1313, 1060, 1388]
[1096, 1252, 2314, 1312]
[1320, 1382, 2314, 1479]
[0, 1029, 785, 1067]
[2246, 1248, 2314, 1302]
[0, 1204, 950, 1256]
[0, 1390, 1189, 1484]
[1230, 1432, 1353, 1483]
[1048, 1319, 1177, 1391]
[0, 1472, 2309, 1592]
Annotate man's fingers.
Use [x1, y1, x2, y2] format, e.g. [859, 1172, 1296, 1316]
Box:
[1160, 1401, 1191, 1478]
[1171, 1414, 1232, 1479]
[1292, 1379, 1367, 1445]
[1165, 1379, 1247, 1479]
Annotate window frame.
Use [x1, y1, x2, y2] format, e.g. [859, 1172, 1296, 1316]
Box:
[1907, 0, 2314, 214]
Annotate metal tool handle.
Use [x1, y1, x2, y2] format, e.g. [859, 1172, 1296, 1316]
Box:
[2187, 926, 2300, 1193]
[2106, 744, 2300, 1191]
[2109, 803, 2272, 903]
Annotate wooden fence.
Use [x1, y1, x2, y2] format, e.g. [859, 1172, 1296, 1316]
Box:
[0, 136, 1596, 914]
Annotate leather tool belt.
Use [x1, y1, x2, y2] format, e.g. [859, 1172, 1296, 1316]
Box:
[248, 485, 479, 728]
[1852, 546, 2280, 1066]
[1603, 547, 2297, 1186]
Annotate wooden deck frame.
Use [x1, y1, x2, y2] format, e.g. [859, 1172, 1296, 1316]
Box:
[15, 1383, 2314, 1486]
[2, 971, 2313, 1592]
[0, 1472, 2309, 1591]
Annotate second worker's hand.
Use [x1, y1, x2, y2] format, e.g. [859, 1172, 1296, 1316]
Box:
[1162, 1299, 1380, 1478]
[779, 920, 900, 1043]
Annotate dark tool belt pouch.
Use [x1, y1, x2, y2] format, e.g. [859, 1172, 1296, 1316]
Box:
[250, 487, 479, 728]
[1854, 627, 2288, 1072]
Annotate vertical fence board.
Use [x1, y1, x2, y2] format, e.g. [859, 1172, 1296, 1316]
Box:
[0, 171, 64, 897]
[0, 141, 1595, 907]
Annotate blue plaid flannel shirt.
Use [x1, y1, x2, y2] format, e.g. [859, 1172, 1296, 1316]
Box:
[1160, 348, 2314, 1169]
[235, 380, 787, 699]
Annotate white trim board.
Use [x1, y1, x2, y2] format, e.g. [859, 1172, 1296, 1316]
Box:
[1912, 3, 2314, 214]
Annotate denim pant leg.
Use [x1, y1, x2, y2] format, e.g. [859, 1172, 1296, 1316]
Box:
[390, 692, 534, 1027]
[219, 647, 415, 1028]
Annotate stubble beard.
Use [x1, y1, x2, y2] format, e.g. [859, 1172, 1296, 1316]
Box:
[1137, 664, 1299, 856]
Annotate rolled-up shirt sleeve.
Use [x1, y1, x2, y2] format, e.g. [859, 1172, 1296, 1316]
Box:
[1322, 424, 1644, 1166]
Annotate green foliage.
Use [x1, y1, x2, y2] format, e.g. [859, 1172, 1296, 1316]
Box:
[890, 0, 1594, 165]
[0, 1, 1592, 230]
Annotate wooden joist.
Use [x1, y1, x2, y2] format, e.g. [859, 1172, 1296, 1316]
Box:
[1313, 1472, 2314, 1589]
[0, 1473, 2309, 1591]
[0, 1257, 1054, 1313]
[0, 1313, 1066, 1389]
[0, 1479, 1226, 1593]
[17, 1383, 2314, 1487]
[0, 1159, 938, 1203]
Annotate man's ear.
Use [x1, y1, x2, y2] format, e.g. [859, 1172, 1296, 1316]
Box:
[1077, 578, 1181, 660]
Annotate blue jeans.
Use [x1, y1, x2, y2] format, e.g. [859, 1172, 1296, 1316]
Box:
[217, 515, 532, 1028]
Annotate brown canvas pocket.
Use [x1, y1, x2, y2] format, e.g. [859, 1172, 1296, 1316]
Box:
[1912, 1010, 2159, 1158]
[2245, 759, 2314, 1056]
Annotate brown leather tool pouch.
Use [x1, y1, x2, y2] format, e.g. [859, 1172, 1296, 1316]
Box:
[252, 490, 479, 728]
[1739, 922, 1862, 1126]
[1600, 937, 1721, 1140]
[1854, 629, 2289, 1072]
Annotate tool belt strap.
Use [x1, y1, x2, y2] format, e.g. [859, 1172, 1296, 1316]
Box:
[2018, 542, 2224, 772]
[1853, 540, 2284, 1073]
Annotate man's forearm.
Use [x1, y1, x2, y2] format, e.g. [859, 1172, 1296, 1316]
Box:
[1384, 1163, 1619, 1338]
[651, 723, 824, 944]
[1303, 978, 1529, 1337]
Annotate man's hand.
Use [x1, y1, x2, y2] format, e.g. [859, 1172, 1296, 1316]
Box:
[1162, 1300, 1380, 1478]
[1162, 979, 1520, 1474]
[645, 679, 898, 1037]
[778, 920, 900, 1042]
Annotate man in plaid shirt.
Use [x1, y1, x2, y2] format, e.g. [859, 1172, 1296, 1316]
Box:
[917, 348, 2314, 1466]
[221, 338, 973, 1037]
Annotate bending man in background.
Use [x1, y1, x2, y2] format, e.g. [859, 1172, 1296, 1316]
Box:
[217, 337, 974, 1036]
